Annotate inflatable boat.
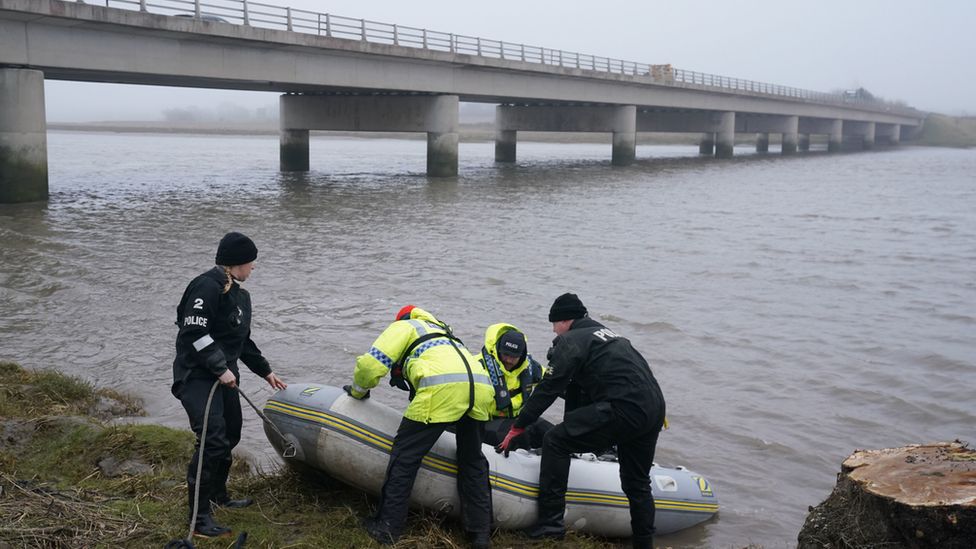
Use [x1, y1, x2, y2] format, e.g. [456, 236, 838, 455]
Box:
[263, 383, 718, 537]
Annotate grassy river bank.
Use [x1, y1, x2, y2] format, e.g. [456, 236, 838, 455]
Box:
[0, 362, 622, 548]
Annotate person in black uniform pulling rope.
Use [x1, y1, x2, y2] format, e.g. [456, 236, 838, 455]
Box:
[495, 293, 666, 549]
[171, 232, 287, 538]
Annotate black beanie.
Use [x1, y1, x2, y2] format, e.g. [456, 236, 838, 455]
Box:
[548, 293, 587, 322]
[215, 232, 258, 266]
[496, 330, 527, 359]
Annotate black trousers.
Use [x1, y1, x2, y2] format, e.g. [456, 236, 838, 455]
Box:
[376, 415, 492, 538]
[537, 403, 662, 540]
[179, 377, 242, 517]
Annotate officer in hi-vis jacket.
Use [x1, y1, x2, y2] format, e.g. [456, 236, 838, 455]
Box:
[346, 305, 495, 549]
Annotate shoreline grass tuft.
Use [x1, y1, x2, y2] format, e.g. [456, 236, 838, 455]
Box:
[0, 362, 627, 547]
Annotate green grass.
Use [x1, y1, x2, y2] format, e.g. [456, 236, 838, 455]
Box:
[916, 114, 976, 148]
[0, 363, 624, 548]
[0, 361, 144, 419]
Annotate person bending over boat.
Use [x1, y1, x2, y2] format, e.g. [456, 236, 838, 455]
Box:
[171, 232, 288, 537]
[495, 293, 666, 549]
[478, 323, 553, 450]
[344, 305, 495, 548]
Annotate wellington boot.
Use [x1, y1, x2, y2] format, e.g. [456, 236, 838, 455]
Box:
[212, 495, 254, 509]
[361, 516, 396, 545]
[632, 534, 654, 549]
[468, 530, 491, 549]
[523, 522, 565, 540]
[192, 513, 232, 538]
[524, 503, 565, 540]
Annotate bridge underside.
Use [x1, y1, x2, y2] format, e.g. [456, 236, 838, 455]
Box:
[0, 0, 925, 201]
[0, 68, 919, 201]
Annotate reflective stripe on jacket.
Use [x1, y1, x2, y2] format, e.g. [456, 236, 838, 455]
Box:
[353, 307, 495, 423]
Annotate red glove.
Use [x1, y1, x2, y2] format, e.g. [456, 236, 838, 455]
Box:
[495, 426, 526, 457]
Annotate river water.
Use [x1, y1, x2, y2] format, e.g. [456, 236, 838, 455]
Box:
[1, 131, 974, 548]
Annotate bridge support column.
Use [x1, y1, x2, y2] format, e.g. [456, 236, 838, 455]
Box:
[863, 122, 876, 150]
[496, 104, 637, 166]
[782, 116, 799, 155]
[494, 128, 517, 163]
[427, 131, 459, 177]
[611, 105, 637, 166]
[699, 133, 715, 155]
[756, 133, 769, 153]
[0, 68, 48, 203]
[798, 134, 810, 152]
[280, 129, 309, 172]
[715, 111, 735, 158]
[279, 93, 459, 177]
[888, 124, 901, 145]
[828, 120, 843, 152]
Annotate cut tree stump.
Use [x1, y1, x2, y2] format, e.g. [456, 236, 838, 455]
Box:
[798, 441, 976, 548]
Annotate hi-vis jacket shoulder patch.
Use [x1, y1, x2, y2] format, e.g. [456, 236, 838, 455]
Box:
[300, 387, 322, 397]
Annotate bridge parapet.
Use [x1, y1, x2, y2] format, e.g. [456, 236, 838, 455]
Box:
[89, 0, 918, 116]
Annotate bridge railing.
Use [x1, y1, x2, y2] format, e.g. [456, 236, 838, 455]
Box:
[102, 0, 914, 115]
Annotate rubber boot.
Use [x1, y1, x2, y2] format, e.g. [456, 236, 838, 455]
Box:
[523, 504, 565, 540]
[187, 480, 230, 537]
[468, 530, 491, 549]
[632, 534, 654, 549]
[193, 513, 232, 538]
[361, 516, 396, 545]
[210, 458, 253, 508]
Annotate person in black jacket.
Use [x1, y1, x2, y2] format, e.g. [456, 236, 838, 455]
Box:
[171, 231, 287, 537]
[496, 293, 666, 549]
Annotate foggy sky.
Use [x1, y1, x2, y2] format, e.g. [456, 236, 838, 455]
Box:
[45, 0, 975, 121]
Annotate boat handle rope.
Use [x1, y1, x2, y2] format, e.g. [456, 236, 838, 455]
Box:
[236, 386, 297, 459]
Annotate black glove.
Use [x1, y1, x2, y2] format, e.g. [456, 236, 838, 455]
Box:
[343, 384, 370, 400]
[389, 367, 411, 392]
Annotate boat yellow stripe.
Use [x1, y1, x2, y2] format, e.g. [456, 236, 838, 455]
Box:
[265, 399, 717, 515]
[266, 401, 393, 451]
[267, 401, 459, 474]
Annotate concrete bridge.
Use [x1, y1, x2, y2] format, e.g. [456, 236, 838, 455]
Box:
[0, 0, 925, 203]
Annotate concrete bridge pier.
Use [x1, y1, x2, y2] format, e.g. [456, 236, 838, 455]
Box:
[715, 112, 735, 158]
[782, 116, 799, 155]
[495, 104, 637, 166]
[828, 120, 843, 152]
[844, 121, 877, 151]
[876, 123, 901, 145]
[611, 105, 637, 166]
[756, 133, 770, 153]
[280, 93, 459, 177]
[428, 131, 459, 176]
[280, 130, 310, 171]
[798, 134, 810, 152]
[494, 127, 517, 163]
[0, 68, 48, 203]
[863, 122, 876, 150]
[699, 133, 715, 155]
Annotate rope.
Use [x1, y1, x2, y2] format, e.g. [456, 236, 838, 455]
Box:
[169, 379, 221, 548]
[166, 381, 295, 549]
[236, 387, 296, 458]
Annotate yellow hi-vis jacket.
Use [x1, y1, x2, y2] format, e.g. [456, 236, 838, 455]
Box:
[480, 323, 546, 419]
[352, 307, 495, 423]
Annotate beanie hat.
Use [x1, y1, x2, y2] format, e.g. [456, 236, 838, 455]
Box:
[496, 330, 527, 359]
[548, 293, 587, 322]
[215, 232, 258, 266]
[396, 305, 416, 321]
